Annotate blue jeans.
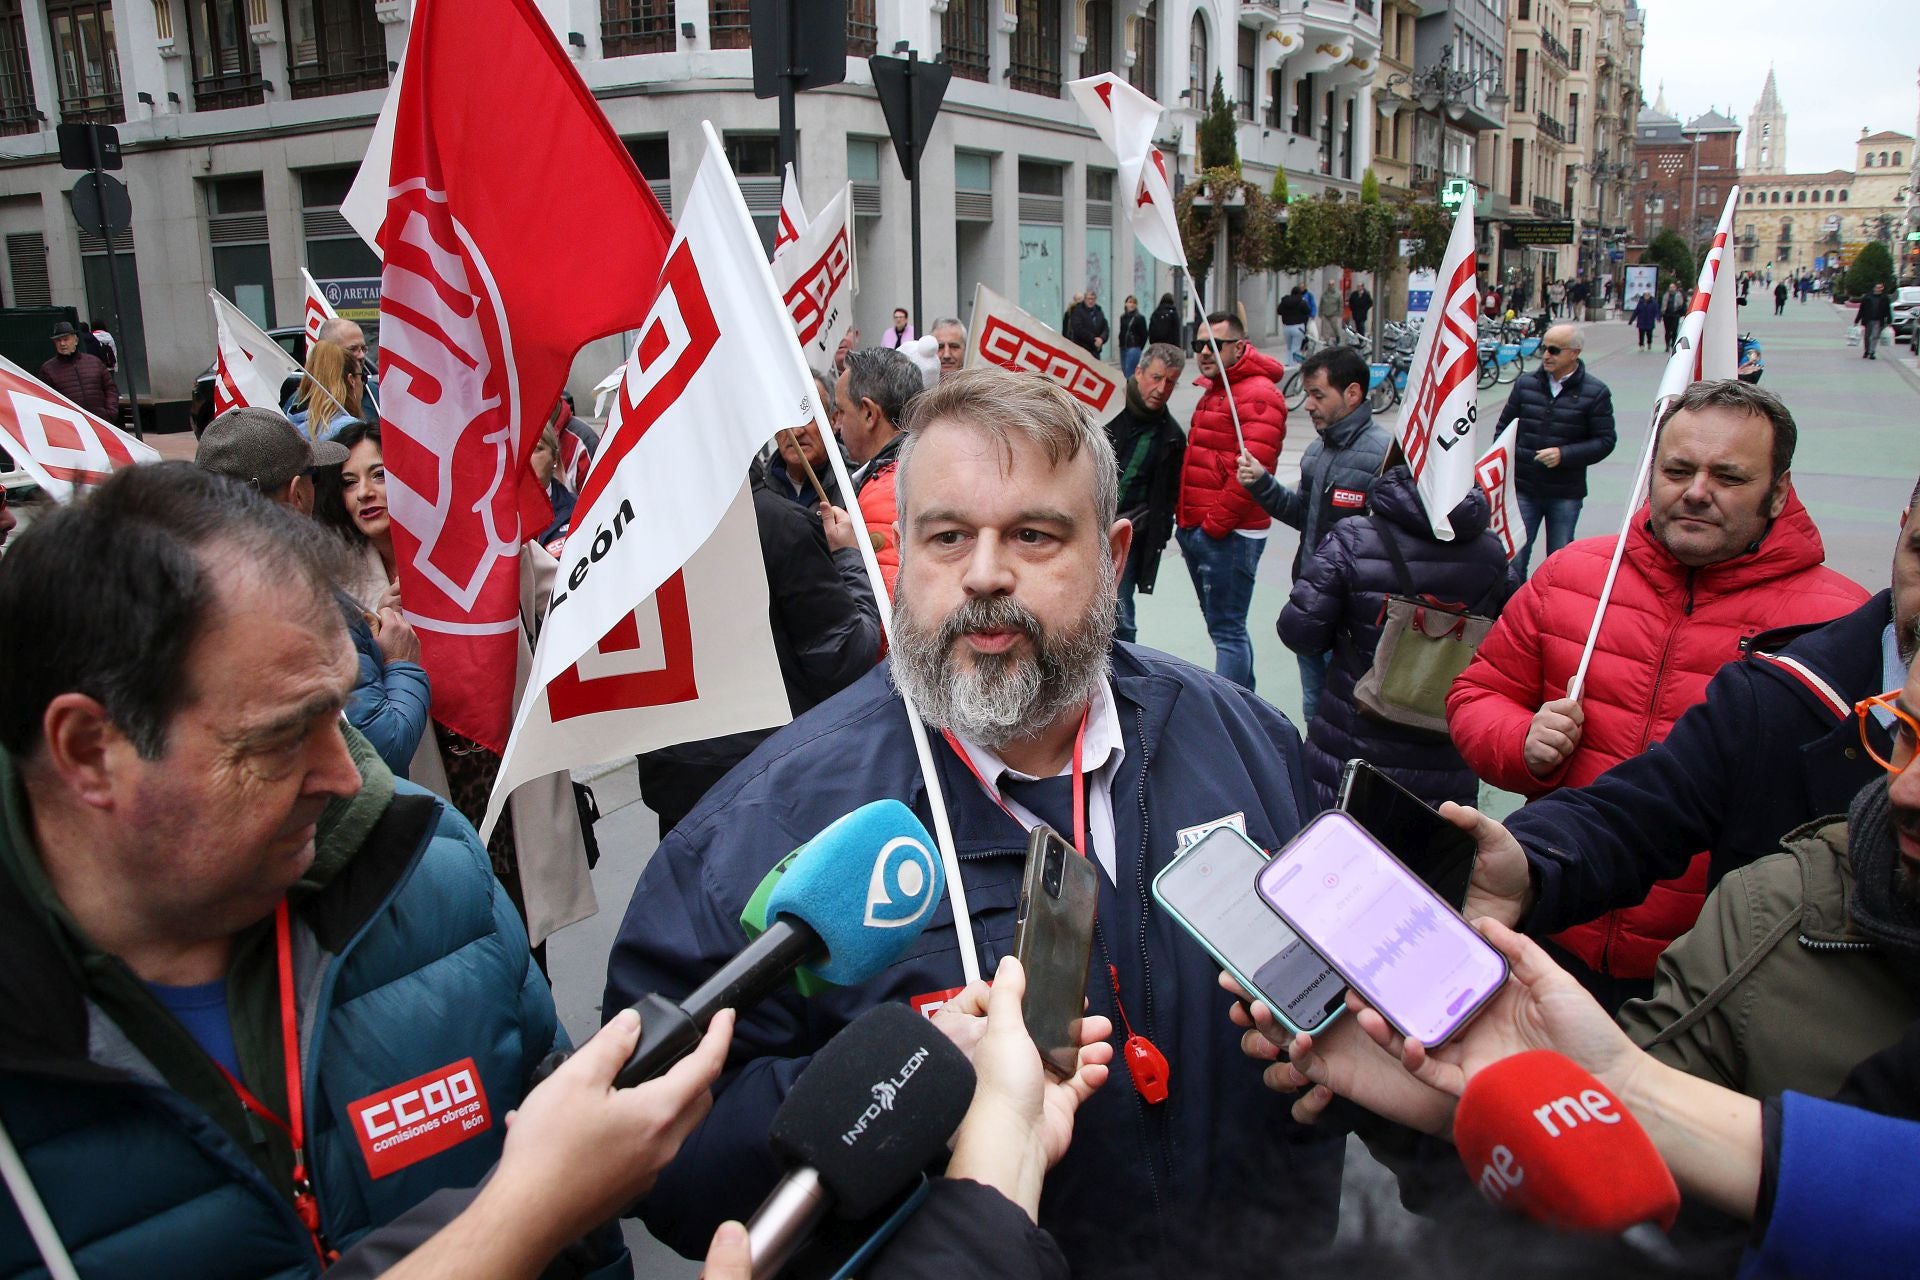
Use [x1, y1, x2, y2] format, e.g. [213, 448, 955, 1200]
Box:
[1116, 557, 1141, 643]
[1298, 649, 1333, 725]
[1177, 526, 1265, 691]
[1283, 323, 1307, 365]
[1122, 346, 1143, 379]
[1513, 492, 1583, 578]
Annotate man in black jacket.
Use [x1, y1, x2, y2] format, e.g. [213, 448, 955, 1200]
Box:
[1858, 282, 1894, 360]
[1065, 289, 1110, 359]
[1496, 323, 1616, 577]
[1348, 284, 1373, 339]
[1105, 342, 1187, 643]
[635, 460, 882, 832]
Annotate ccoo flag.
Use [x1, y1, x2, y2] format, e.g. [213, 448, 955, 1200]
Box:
[0, 353, 158, 501]
[210, 290, 303, 416]
[964, 284, 1122, 418]
[770, 182, 858, 369]
[300, 268, 339, 344]
[1684, 186, 1741, 383]
[772, 162, 809, 262]
[1067, 73, 1185, 268]
[1395, 205, 1481, 540]
[484, 122, 820, 833]
[1474, 421, 1529, 562]
[348, 0, 675, 752]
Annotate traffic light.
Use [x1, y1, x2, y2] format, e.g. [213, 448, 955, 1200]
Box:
[1441, 178, 1471, 211]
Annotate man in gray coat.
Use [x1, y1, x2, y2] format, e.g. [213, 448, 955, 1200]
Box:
[1236, 345, 1393, 720]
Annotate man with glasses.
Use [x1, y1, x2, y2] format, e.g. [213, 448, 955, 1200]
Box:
[1495, 323, 1616, 578]
[1174, 313, 1287, 691]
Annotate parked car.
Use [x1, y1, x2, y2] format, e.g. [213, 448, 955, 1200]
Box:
[190, 326, 307, 434]
[1890, 286, 1920, 342]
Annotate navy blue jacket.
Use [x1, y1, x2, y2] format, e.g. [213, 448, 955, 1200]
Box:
[1494, 362, 1616, 501]
[605, 646, 1344, 1271]
[1517, 590, 1889, 937]
[1278, 468, 1510, 810]
[1243, 401, 1395, 580]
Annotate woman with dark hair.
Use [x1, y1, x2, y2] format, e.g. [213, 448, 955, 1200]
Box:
[313, 421, 394, 609]
[1146, 291, 1182, 346]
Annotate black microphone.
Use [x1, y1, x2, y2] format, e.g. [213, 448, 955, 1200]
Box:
[747, 1003, 977, 1278]
[610, 800, 946, 1088]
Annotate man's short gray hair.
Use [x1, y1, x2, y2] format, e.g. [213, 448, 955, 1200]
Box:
[896, 367, 1117, 536]
[930, 317, 966, 336]
[1548, 323, 1586, 350]
[1139, 342, 1186, 374]
[843, 347, 923, 427]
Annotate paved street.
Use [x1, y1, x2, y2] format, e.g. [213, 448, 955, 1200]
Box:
[539, 296, 1920, 1271]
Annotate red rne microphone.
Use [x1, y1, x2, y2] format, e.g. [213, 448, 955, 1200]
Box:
[1453, 1050, 1681, 1234]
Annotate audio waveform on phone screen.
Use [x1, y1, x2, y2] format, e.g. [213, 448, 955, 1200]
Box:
[1352, 897, 1444, 985]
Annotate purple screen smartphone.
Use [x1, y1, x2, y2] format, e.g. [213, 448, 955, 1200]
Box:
[1255, 811, 1507, 1047]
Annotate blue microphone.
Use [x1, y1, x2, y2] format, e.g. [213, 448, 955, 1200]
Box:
[613, 800, 944, 1088]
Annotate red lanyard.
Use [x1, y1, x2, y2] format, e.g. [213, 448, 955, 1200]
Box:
[216, 900, 334, 1266]
[939, 711, 1171, 1104]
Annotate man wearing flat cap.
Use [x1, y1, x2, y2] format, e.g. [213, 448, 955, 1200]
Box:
[41, 320, 118, 422]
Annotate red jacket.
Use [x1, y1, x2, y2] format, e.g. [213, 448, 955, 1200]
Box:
[857, 457, 900, 598]
[1446, 494, 1866, 978]
[1176, 345, 1287, 538]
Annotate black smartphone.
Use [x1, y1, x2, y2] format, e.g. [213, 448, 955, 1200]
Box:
[1335, 759, 1476, 910]
[1013, 826, 1100, 1078]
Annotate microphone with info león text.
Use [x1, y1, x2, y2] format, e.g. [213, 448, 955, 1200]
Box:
[746, 1002, 977, 1278]
[1453, 1049, 1680, 1235]
[612, 800, 947, 1087]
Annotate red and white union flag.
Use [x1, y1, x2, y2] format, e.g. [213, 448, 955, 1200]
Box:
[301, 268, 339, 344]
[770, 182, 858, 369]
[0, 353, 157, 501]
[965, 284, 1122, 418]
[482, 123, 814, 837]
[210, 290, 302, 416]
[1396, 204, 1481, 540]
[1067, 73, 1185, 268]
[1474, 421, 1530, 563]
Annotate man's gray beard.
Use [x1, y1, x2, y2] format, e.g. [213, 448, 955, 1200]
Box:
[891, 565, 1117, 752]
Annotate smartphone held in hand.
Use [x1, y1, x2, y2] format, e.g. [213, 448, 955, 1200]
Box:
[1257, 811, 1507, 1047]
[1013, 826, 1099, 1078]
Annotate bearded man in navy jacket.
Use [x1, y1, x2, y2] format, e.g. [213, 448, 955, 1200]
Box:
[605, 367, 1342, 1271]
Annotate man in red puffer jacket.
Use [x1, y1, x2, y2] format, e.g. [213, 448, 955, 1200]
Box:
[1175, 312, 1286, 691]
[1447, 381, 1865, 1008]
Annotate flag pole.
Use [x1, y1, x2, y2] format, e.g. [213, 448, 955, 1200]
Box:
[1565, 407, 1659, 703]
[1184, 267, 1246, 454]
[779, 428, 832, 507]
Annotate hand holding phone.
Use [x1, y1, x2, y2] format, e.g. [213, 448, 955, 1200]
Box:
[1013, 828, 1099, 1078]
[1336, 759, 1477, 909]
[1257, 812, 1507, 1048]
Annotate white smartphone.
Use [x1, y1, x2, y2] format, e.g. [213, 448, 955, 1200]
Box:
[1255, 811, 1508, 1047]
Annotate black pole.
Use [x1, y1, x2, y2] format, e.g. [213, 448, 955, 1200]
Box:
[87, 132, 138, 439]
[906, 48, 923, 330]
[776, 0, 798, 176]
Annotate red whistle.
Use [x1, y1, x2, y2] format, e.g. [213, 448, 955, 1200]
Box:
[1123, 1034, 1170, 1104]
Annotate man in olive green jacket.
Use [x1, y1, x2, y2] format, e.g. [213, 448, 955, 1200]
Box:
[1620, 779, 1920, 1100]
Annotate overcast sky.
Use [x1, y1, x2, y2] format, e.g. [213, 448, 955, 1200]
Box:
[1636, 1, 1915, 174]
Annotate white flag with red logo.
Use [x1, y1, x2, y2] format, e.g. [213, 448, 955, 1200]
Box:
[301, 268, 339, 345]
[482, 122, 817, 836]
[0, 353, 157, 501]
[772, 162, 808, 262]
[210, 290, 302, 417]
[1474, 422, 1529, 562]
[964, 284, 1122, 418]
[1068, 73, 1185, 268]
[1394, 206, 1481, 540]
[350, 0, 675, 752]
[770, 182, 858, 369]
[1682, 187, 1741, 383]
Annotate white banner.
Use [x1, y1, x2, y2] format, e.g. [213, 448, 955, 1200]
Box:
[1067, 73, 1185, 268]
[772, 162, 808, 262]
[1395, 206, 1481, 540]
[964, 284, 1122, 419]
[770, 183, 858, 370]
[480, 485, 788, 839]
[486, 121, 822, 835]
[301, 267, 339, 343]
[1690, 187, 1741, 383]
[210, 290, 303, 417]
[1474, 422, 1529, 562]
[0, 353, 158, 502]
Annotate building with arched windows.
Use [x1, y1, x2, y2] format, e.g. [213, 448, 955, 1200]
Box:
[0, 0, 1396, 421]
[1735, 125, 1913, 279]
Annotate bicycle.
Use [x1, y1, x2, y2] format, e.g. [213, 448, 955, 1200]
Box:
[1281, 324, 1371, 409]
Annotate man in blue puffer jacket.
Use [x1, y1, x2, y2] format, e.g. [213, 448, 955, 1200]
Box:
[1276, 466, 1510, 810]
[0, 465, 612, 1279]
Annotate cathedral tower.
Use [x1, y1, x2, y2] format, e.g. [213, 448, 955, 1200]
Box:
[1746, 67, 1786, 174]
